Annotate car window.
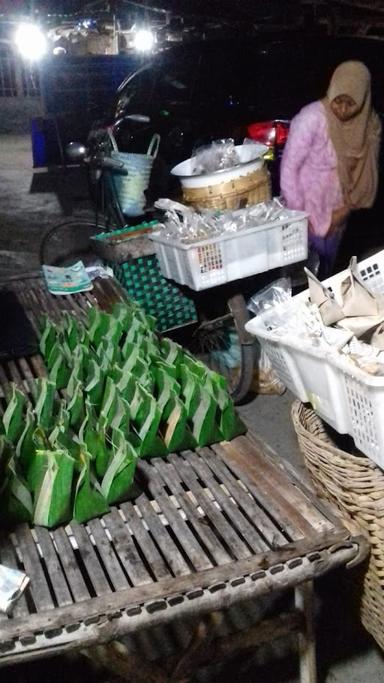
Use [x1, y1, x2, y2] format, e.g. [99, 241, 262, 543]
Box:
[116, 52, 201, 118]
[156, 57, 199, 107]
[116, 66, 157, 117]
[197, 50, 249, 107]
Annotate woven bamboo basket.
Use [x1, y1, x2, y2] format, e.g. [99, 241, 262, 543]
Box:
[291, 400, 384, 650]
[182, 167, 271, 210]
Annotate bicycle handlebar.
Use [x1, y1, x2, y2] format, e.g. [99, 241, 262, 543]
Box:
[85, 154, 128, 174]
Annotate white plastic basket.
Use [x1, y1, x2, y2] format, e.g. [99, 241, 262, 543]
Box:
[245, 249, 384, 467]
[150, 210, 308, 291]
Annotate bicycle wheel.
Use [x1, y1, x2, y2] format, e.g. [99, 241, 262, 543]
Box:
[192, 292, 255, 404]
[39, 218, 108, 267]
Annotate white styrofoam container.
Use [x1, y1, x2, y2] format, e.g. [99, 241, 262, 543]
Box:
[150, 210, 308, 291]
[245, 249, 384, 467]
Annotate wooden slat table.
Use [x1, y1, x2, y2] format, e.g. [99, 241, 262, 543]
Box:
[0, 277, 368, 682]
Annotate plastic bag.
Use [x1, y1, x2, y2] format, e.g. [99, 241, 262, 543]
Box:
[192, 139, 240, 175]
[248, 277, 292, 319]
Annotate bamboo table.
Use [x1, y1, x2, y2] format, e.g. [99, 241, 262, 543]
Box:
[0, 277, 369, 682]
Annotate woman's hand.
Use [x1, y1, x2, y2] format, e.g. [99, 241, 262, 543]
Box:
[328, 206, 350, 236]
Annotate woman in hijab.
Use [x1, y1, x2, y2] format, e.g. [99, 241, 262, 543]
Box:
[280, 61, 381, 278]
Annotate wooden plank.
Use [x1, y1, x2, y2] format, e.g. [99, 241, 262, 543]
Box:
[138, 461, 214, 572]
[34, 527, 73, 607]
[152, 458, 231, 565]
[0, 531, 357, 643]
[150, 492, 212, 573]
[235, 435, 333, 533]
[295, 581, 317, 683]
[168, 454, 252, 561]
[51, 527, 90, 603]
[103, 509, 153, 586]
[69, 522, 112, 597]
[205, 445, 286, 547]
[6, 360, 26, 392]
[16, 357, 38, 395]
[246, 431, 343, 529]
[185, 451, 268, 554]
[28, 355, 47, 380]
[94, 278, 122, 310]
[217, 441, 311, 541]
[86, 518, 130, 592]
[15, 525, 55, 612]
[0, 364, 11, 397]
[134, 494, 191, 577]
[29, 288, 52, 319]
[120, 503, 171, 581]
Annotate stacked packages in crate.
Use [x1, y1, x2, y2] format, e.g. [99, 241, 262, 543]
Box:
[246, 249, 384, 468]
[150, 198, 308, 291]
[0, 298, 245, 529]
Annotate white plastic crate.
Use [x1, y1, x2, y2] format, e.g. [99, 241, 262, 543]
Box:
[245, 249, 384, 467]
[150, 210, 308, 291]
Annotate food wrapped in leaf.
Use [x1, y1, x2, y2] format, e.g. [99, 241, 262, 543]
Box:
[99, 376, 118, 428]
[101, 430, 138, 503]
[190, 386, 222, 446]
[67, 381, 85, 431]
[114, 367, 137, 404]
[97, 338, 121, 366]
[205, 374, 246, 441]
[15, 406, 36, 472]
[160, 338, 182, 367]
[3, 384, 26, 443]
[182, 355, 207, 381]
[180, 366, 201, 416]
[49, 350, 71, 390]
[62, 314, 87, 352]
[26, 431, 51, 493]
[123, 318, 148, 345]
[87, 308, 111, 347]
[78, 410, 111, 478]
[132, 386, 166, 458]
[33, 449, 75, 528]
[112, 302, 134, 330]
[39, 317, 58, 359]
[154, 367, 179, 417]
[0, 456, 33, 525]
[110, 395, 130, 434]
[84, 359, 105, 410]
[73, 450, 108, 523]
[34, 378, 56, 432]
[161, 396, 195, 452]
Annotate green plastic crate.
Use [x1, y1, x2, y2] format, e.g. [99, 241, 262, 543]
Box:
[95, 222, 198, 332]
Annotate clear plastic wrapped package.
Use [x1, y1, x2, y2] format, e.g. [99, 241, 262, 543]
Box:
[192, 139, 240, 175]
[154, 197, 296, 245]
[248, 277, 292, 319]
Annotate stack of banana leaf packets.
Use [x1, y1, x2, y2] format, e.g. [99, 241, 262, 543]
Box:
[0, 299, 245, 528]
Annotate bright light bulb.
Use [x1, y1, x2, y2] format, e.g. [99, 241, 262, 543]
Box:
[133, 28, 155, 53]
[14, 24, 47, 61]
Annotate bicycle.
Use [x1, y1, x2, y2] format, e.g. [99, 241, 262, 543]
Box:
[39, 139, 256, 404]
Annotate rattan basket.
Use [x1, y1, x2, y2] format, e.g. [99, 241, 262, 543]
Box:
[182, 167, 271, 210]
[291, 400, 384, 650]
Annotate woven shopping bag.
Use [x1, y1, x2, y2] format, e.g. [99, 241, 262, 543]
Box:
[108, 128, 161, 217]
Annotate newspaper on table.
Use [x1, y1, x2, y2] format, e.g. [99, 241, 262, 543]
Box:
[42, 261, 93, 295]
[0, 564, 29, 614]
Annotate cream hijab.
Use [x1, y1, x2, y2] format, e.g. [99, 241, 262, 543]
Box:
[322, 61, 381, 210]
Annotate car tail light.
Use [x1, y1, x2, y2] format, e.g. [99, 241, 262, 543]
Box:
[275, 121, 290, 146]
[247, 121, 276, 147]
[247, 120, 290, 147]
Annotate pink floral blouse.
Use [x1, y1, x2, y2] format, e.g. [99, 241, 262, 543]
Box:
[280, 101, 343, 238]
